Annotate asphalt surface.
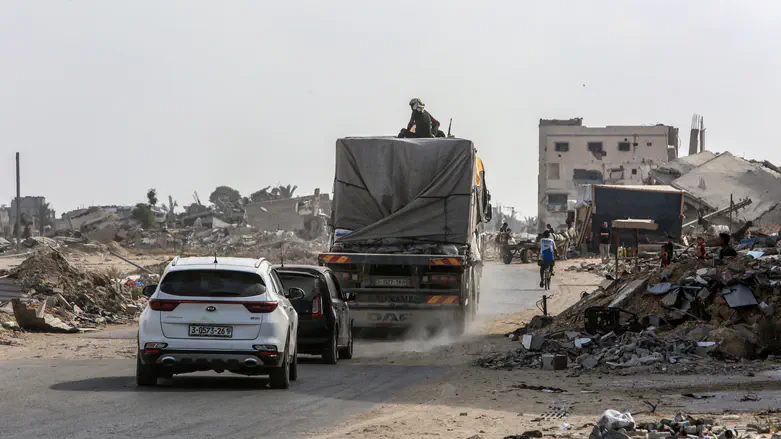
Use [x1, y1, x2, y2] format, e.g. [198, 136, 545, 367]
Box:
[0, 262, 541, 439]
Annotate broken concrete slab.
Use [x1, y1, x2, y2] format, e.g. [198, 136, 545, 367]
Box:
[541, 354, 567, 370]
[609, 279, 649, 308]
[522, 334, 544, 351]
[722, 284, 758, 308]
[11, 299, 78, 333]
[647, 282, 672, 295]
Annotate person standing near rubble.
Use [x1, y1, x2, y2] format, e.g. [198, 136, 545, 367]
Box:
[599, 221, 611, 263]
[718, 232, 738, 258]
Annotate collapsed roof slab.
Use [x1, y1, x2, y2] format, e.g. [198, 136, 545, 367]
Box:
[670, 152, 781, 223]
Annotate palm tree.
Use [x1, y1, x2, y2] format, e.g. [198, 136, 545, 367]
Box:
[275, 184, 298, 199]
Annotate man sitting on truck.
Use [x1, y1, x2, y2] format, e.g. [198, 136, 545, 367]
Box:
[399, 98, 445, 138]
[539, 230, 557, 287]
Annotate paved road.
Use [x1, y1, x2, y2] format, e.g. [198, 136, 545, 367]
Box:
[0, 263, 541, 439]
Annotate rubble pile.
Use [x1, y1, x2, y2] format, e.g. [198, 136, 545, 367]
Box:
[184, 229, 326, 264]
[589, 410, 764, 439]
[480, 250, 781, 374]
[7, 251, 144, 330]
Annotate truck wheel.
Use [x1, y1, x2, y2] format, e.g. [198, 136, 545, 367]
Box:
[502, 250, 513, 264]
[520, 249, 530, 264]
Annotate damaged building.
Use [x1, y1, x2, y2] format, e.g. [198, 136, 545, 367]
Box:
[650, 151, 781, 233]
[538, 118, 679, 231]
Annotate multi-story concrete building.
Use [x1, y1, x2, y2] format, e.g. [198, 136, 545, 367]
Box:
[538, 118, 678, 231]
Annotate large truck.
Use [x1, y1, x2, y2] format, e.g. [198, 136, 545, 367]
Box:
[318, 137, 491, 335]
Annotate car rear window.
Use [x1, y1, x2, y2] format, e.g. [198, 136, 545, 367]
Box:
[160, 270, 266, 297]
[277, 272, 325, 300]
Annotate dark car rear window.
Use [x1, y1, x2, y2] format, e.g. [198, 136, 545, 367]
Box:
[278, 272, 325, 300]
[160, 270, 266, 297]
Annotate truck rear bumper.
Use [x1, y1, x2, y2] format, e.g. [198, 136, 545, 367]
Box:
[350, 306, 462, 330]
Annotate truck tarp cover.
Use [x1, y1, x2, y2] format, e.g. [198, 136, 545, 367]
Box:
[332, 137, 474, 245]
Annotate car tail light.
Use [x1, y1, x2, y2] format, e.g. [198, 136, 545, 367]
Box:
[312, 295, 323, 318]
[149, 299, 180, 311]
[144, 342, 167, 353]
[253, 344, 278, 357]
[243, 302, 279, 313]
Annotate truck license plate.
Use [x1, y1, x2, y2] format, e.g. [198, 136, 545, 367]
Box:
[375, 278, 409, 287]
[188, 325, 233, 338]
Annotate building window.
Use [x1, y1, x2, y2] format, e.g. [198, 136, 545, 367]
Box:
[573, 169, 604, 185]
[647, 142, 653, 146]
[587, 142, 604, 153]
[547, 163, 560, 180]
[632, 168, 638, 175]
[618, 142, 631, 152]
[547, 193, 568, 212]
[554, 142, 569, 152]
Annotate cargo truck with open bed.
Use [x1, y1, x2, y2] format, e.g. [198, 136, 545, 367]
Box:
[319, 137, 491, 335]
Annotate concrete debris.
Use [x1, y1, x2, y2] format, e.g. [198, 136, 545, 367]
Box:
[6, 250, 144, 330]
[485, 249, 781, 374]
[589, 410, 758, 439]
[541, 353, 568, 370]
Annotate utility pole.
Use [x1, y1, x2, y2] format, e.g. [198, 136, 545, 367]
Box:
[15, 152, 21, 250]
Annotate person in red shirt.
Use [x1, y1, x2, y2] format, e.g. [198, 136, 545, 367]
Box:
[696, 237, 707, 259]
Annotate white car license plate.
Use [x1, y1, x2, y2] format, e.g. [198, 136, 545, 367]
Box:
[188, 325, 233, 338]
[375, 278, 409, 287]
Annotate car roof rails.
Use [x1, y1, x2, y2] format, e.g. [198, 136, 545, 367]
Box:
[254, 257, 267, 268]
[171, 256, 180, 266]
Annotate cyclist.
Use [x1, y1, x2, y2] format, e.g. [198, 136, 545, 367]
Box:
[539, 230, 557, 288]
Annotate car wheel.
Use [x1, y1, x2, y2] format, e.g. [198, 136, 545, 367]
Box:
[136, 352, 158, 387]
[338, 324, 354, 360]
[322, 326, 338, 365]
[289, 347, 298, 381]
[269, 347, 291, 390]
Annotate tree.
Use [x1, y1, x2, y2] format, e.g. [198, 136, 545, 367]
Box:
[35, 202, 54, 236]
[147, 189, 158, 207]
[274, 184, 298, 199]
[209, 186, 241, 206]
[160, 195, 178, 222]
[132, 203, 156, 229]
[250, 186, 273, 202]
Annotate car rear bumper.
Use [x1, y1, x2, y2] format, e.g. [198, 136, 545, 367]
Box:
[297, 320, 332, 353]
[139, 349, 283, 369]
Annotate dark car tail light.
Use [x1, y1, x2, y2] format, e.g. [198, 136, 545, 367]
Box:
[243, 302, 279, 313]
[312, 295, 323, 318]
[149, 299, 180, 311]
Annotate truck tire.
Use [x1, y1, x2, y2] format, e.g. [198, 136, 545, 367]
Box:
[502, 249, 513, 265]
[520, 249, 530, 264]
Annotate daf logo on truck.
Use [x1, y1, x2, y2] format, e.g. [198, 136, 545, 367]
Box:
[368, 312, 412, 322]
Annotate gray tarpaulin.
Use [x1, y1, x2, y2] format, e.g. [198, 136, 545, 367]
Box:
[332, 137, 474, 245]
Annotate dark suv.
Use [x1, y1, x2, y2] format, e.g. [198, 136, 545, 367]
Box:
[274, 265, 354, 364]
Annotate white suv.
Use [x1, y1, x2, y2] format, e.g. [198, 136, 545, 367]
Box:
[136, 256, 299, 389]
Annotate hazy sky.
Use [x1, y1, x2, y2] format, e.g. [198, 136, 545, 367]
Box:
[2, 1, 780, 218]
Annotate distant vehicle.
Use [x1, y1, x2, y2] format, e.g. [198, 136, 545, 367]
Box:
[136, 256, 299, 389]
[275, 265, 354, 364]
[320, 137, 492, 336]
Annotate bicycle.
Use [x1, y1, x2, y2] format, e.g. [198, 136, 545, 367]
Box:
[543, 264, 552, 290]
